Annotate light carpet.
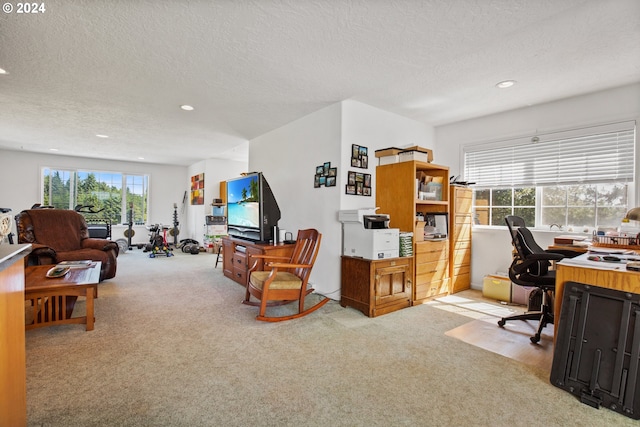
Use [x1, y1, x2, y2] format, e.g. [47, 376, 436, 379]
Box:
[23, 249, 636, 426]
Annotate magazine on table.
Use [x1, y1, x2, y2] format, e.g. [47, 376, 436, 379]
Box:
[56, 260, 95, 268]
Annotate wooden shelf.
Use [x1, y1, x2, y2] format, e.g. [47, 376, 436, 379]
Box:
[376, 160, 451, 304]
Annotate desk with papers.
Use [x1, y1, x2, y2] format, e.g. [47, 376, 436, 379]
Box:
[554, 250, 640, 339]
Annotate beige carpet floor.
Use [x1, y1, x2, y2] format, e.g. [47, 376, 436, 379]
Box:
[23, 249, 637, 426]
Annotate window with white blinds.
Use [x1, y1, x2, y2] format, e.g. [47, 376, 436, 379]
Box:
[464, 121, 636, 187]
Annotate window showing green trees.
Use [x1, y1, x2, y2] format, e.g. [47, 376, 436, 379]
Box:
[43, 168, 148, 225]
[474, 187, 535, 226]
[472, 184, 627, 229]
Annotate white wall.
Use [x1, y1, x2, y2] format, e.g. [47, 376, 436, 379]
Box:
[341, 100, 436, 207]
[0, 149, 187, 245]
[250, 100, 434, 300]
[250, 102, 344, 299]
[434, 83, 640, 289]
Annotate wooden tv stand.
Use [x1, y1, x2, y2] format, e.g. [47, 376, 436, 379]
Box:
[221, 236, 295, 287]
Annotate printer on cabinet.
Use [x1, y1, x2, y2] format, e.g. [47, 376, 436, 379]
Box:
[338, 208, 399, 260]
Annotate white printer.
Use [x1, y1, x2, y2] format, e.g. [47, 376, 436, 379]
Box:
[338, 208, 399, 260]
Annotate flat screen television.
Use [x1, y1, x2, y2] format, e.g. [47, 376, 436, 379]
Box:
[226, 172, 281, 243]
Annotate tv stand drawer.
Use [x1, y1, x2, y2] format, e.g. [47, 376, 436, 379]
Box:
[221, 236, 296, 287]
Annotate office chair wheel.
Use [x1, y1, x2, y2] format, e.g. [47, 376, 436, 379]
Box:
[530, 334, 541, 344]
[497, 319, 506, 327]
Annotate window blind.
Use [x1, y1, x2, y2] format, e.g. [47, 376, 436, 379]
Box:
[464, 122, 636, 187]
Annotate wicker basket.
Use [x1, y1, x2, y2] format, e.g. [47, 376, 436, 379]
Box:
[591, 233, 640, 250]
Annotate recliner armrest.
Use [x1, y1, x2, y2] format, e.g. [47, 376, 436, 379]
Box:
[81, 238, 119, 255]
[27, 244, 57, 266]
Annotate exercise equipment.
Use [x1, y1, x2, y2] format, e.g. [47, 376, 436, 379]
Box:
[170, 202, 179, 247]
[177, 239, 200, 255]
[144, 224, 174, 258]
[74, 204, 111, 239]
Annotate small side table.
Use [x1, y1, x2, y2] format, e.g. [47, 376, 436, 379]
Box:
[24, 262, 101, 331]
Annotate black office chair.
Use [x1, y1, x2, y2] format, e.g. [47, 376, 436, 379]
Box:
[499, 215, 580, 343]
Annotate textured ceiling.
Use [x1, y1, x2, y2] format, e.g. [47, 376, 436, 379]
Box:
[1, 0, 639, 166]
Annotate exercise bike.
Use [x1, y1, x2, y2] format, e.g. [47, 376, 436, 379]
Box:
[144, 224, 174, 258]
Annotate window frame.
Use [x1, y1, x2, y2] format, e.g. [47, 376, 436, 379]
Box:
[462, 120, 637, 229]
[41, 167, 149, 226]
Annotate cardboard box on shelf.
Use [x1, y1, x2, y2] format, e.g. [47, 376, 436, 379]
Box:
[379, 155, 400, 165]
[374, 147, 403, 158]
[401, 146, 433, 163]
[376, 146, 434, 165]
[399, 150, 432, 163]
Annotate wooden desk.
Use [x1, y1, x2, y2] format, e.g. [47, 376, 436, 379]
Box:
[548, 244, 589, 253]
[555, 255, 640, 338]
[25, 262, 101, 331]
[0, 244, 31, 427]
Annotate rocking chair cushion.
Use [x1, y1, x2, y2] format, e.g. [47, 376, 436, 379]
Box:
[249, 271, 302, 290]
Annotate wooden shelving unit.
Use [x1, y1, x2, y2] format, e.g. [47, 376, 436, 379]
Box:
[376, 161, 450, 304]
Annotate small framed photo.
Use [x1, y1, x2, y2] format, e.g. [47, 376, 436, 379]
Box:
[314, 175, 321, 188]
[345, 185, 356, 195]
[326, 176, 336, 187]
[328, 167, 337, 177]
[316, 165, 324, 176]
[323, 162, 331, 175]
[351, 144, 369, 169]
[348, 171, 356, 185]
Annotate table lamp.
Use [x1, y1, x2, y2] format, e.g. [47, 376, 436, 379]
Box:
[623, 207, 640, 222]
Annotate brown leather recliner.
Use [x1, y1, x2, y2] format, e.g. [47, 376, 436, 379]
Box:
[16, 209, 119, 281]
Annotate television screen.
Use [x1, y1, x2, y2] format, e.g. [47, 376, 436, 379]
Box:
[226, 174, 260, 229]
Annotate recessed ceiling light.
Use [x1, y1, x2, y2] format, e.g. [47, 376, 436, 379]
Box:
[49, 148, 58, 151]
[138, 157, 145, 160]
[180, 104, 194, 111]
[495, 80, 516, 89]
[0, 68, 7, 75]
[96, 134, 109, 138]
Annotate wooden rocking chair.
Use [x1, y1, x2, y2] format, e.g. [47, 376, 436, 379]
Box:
[243, 228, 329, 322]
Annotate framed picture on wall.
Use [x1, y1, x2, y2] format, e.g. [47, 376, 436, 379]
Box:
[190, 173, 205, 205]
[351, 144, 369, 169]
[345, 171, 371, 196]
[315, 161, 338, 189]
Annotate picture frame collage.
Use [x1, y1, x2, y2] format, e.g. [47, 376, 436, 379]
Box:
[314, 161, 337, 188]
[346, 144, 371, 196]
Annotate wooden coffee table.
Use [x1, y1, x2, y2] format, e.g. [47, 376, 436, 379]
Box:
[24, 262, 101, 331]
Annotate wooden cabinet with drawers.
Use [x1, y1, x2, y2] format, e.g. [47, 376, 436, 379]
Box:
[340, 256, 412, 317]
[449, 186, 472, 293]
[222, 236, 295, 287]
[414, 239, 449, 301]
